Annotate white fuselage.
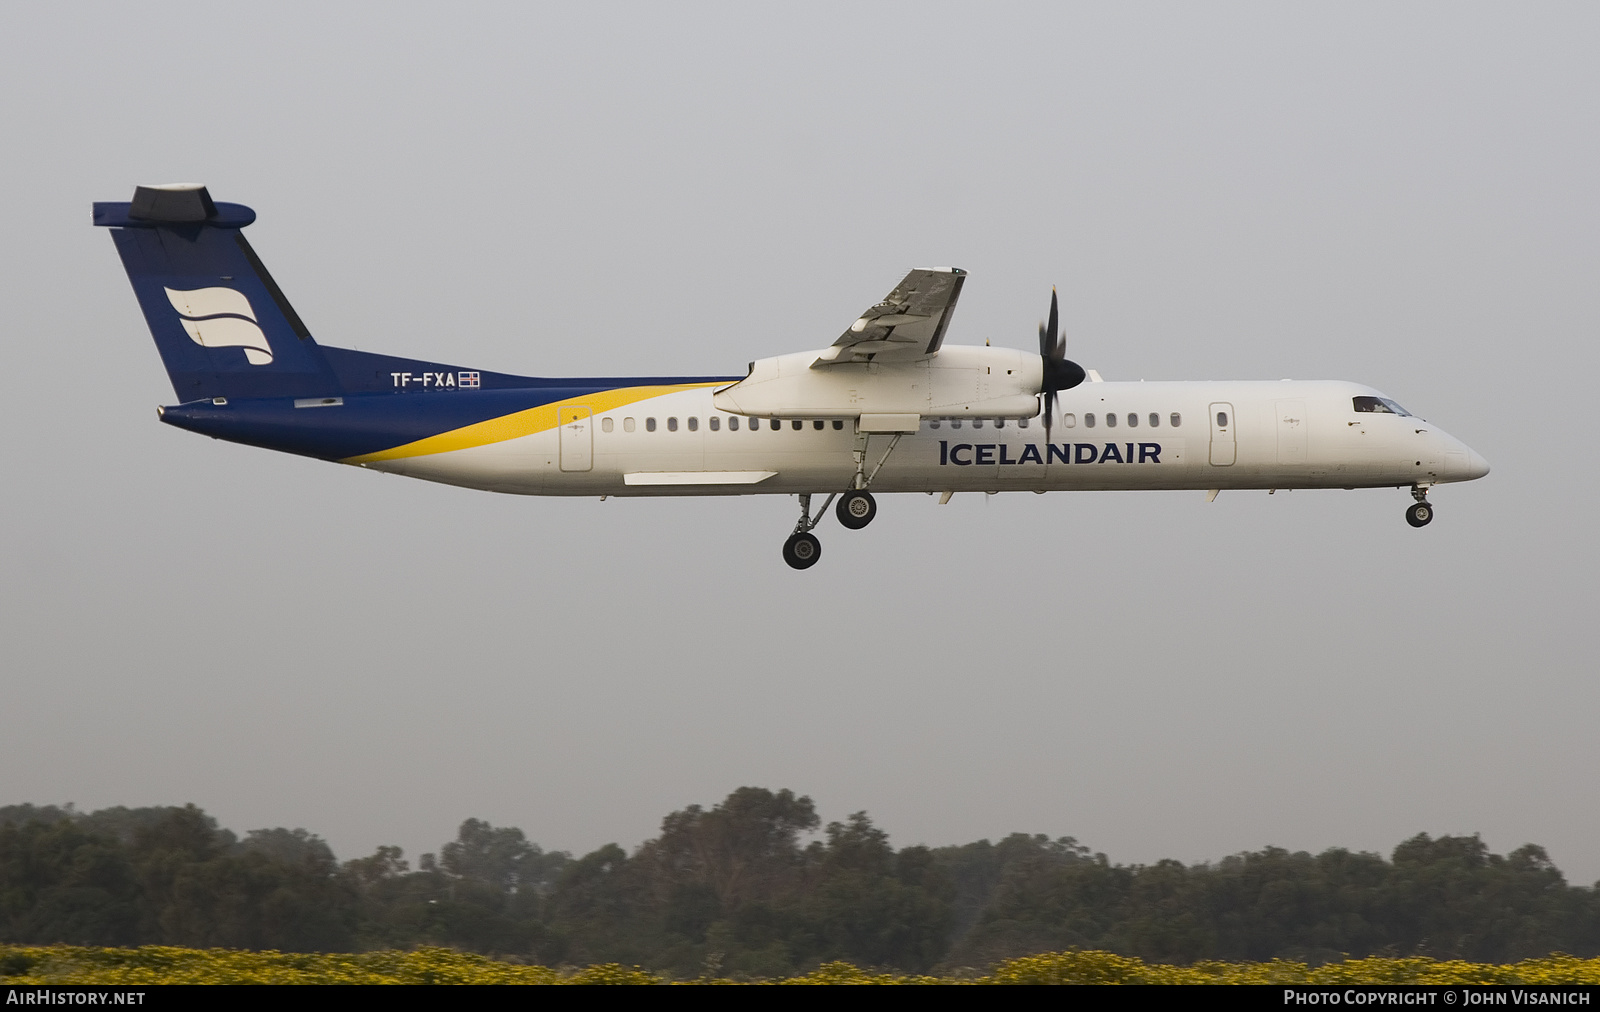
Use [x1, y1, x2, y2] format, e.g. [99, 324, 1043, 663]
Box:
[364, 377, 1489, 497]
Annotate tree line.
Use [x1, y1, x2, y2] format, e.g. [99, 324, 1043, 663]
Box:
[2, 789, 1597, 977]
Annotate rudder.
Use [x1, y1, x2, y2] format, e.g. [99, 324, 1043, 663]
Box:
[95, 184, 340, 401]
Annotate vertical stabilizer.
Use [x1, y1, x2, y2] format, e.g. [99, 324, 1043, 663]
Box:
[95, 184, 340, 400]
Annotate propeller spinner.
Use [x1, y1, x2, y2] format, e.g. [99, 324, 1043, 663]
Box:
[1038, 288, 1086, 437]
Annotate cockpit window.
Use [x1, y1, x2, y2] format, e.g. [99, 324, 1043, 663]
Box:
[1353, 395, 1411, 416]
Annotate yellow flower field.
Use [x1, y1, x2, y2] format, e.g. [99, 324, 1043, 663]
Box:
[2, 946, 1598, 985]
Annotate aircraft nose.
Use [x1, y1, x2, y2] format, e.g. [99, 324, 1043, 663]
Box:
[1466, 448, 1490, 480]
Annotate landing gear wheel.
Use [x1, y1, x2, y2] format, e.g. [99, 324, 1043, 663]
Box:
[782, 532, 822, 570]
[836, 490, 877, 530]
[1406, 501, 1433, 528]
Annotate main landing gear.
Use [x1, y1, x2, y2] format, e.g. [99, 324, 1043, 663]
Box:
[780, 489, 880, 570]
[1406, 484, 1434, 528]
[782, 492, 835, 570]
[782, 530, 822, 569]
[781, 428, 902, 569]
[836, 489, 877, 530]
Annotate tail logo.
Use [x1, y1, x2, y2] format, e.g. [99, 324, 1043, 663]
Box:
[164, 287, 274, 365]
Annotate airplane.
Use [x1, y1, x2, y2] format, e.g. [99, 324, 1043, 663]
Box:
[95, 184, 1490, 570]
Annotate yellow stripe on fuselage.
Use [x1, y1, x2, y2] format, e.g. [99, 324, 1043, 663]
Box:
[341, 383, 723, 464]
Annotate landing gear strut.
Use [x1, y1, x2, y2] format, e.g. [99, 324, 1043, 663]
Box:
[1406, 485, 1434, 528]
[833, 427, 900, 533]
[782, 492, 836, 570]
[852, 431, 904, 490]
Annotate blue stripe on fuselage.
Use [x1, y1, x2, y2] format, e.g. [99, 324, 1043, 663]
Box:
[159, 378, 737, 461]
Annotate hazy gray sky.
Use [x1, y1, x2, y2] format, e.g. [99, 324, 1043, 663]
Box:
[3, 3, 1597, 884]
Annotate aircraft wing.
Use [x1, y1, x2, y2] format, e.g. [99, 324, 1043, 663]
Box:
[812, 267, 966, 367]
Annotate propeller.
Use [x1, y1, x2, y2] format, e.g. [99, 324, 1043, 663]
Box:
[1038, 287, 1086, 438]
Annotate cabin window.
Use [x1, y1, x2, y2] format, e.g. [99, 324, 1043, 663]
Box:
[1085, 413, 1096, 428]
[1063, 413, 1076, 428]
[1353, 395, 1411, 416]
[1018, 417, 1029, 428]
[645, 417, 656, 432]
[667, 417, 678, 432]
[709, 416, 720, 431]
[770, 419, 781, 431]
[972, 418, 984, 429]
[728, 416, 739, 431]
[791, 419, 802, 430]
[950, 419, 962, 429]
[601, 417, 614, 433]
[1149, 413, 1159, 428]
[687, 416, 698, 431]
[995, 419, 1005, 428]
[623, 417, 636, 432]
[1106, 413, 1117, 428]
[832, 420, 844, 430]
[929, 419, 941, 429]
[1216, 411, 1229, 427]
[1170, 412, 1181, 427]
[1127, 413, 1137, 427]
[813, 420, 824, 430]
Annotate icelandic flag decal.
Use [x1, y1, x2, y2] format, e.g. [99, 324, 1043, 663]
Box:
[458, 371, 481, 389]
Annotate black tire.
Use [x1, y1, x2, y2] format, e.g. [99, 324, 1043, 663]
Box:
[1406, 501, 1433, 528]
[836, 490, 877, 530]
[782, 532, 822, 570]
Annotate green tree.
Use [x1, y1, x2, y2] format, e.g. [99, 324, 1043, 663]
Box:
[0, 818, 140, 945]
[805, 813, 955, 972]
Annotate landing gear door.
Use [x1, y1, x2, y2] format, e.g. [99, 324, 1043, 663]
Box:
[1209, 402, 1236, 466]
[559, 405, 593, 472]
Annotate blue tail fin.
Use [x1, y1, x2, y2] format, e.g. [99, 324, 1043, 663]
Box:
[95, 184, 341, 401]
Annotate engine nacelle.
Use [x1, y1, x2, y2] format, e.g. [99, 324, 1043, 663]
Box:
[712, 345, 1043, 420]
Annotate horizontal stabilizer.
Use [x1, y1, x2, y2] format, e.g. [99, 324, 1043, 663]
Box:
[95, 184, 257, 228]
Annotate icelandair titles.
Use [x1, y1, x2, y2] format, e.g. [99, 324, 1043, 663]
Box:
[939, 440, 1163, 465]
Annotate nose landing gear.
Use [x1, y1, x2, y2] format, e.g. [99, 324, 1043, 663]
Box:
[1406, 484, 1434, 528]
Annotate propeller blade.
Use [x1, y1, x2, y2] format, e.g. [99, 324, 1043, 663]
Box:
[1037, 286, 1083, 440]
[1047, 288, 1060, 359]
[1038, 288, 1062, 359]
